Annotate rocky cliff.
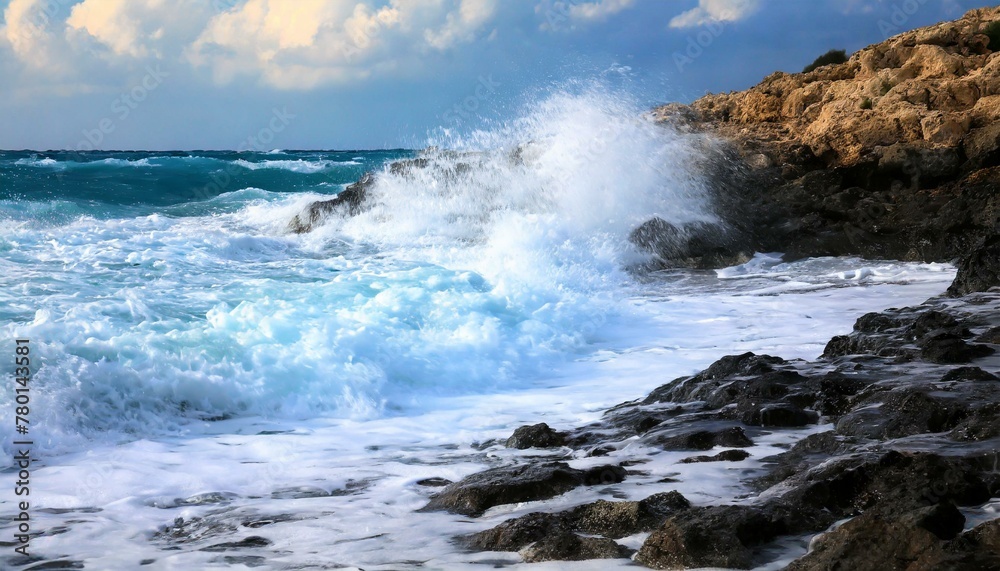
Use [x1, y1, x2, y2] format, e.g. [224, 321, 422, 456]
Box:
[653, 6, 1000, 291]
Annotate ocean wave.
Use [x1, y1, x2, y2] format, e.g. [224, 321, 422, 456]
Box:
[14, 157, 62, 168]
[233, 159, 338, 173]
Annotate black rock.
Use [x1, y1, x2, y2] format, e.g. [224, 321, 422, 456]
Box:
[680, 449, 751, 463]
[287, 172, 374, 233]
[920, 333, 995, 364]
[420, 462, 625, 517]
[467, 491, 691, 551]
[415, 477, 452, 487]
[646, 426, 754, 451]
[636, 505, 786, 570]
[505, 423, 567, 449]
[465, 512, 572, 551]
[520, 531, 632, 563]
[949, 231, 1000, 296]
[940, 366, 999, 382]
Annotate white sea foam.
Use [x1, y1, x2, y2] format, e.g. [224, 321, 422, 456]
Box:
[14, 157, 61, 168]
[233, 159, 335, 173]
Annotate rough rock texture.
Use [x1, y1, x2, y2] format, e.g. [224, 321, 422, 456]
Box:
[505, 423, 567, 449]
[466, 491, 691, 553]
[635, 505, 787, 570]
[450, 294, 1000, 568]
[287, 172, 374, 233]
[420, 462, 626, 516]
[651, 7, 1000, 276]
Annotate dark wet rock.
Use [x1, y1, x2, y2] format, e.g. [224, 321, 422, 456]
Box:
[949, 402, 1000, 441]
[940, 366, 999, 382]
[739, 403, 819, 428]
[200, 536, 272, 552]
[949, 230, 1000, 296]
[642, 353, 787, 405]
[629, 217, 751, 269]
[775, 451, 990, 521]
[754, 431, 858, 490]
[784, 507, 954, 571]
[505, 423, 566, 449]
[854, 312, 905, 333]
[835, 387, 970, 439]
[582, 464, 628, 485]
[975, 326, 1000, 344]
[599, 404, 685, 436]
[636, 505, 786, 570]
[467, 491, 691, 553]
[920, 332, 995, 364]
[271, 486, 330, 499]
[448, 295, 1000, 569]
[222, 556, 268, 568]
[963, 518, 1000, 552]
[466, 512, 573, 551]
[680, 449, 751, 463]
[908, 310, 963, 340]
[571, 492, 691, 539]
[704, 369, 805, 409]
[415, 477, 452, 487]
[22, 562, 85, 571]
[645, 425, 754, 451]
[519, 532, 632, 563]
[287, 172, 374, 233]
[909, 502, 966, 541]
[814, 372, 872, 415]
[421, 462, 625, 517]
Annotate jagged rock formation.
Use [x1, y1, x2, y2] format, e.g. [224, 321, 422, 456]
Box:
[653, 7, 1000, 286]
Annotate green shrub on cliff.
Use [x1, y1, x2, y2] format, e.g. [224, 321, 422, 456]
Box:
[985, 21, 1000, 52]
[803, 49, 848, 73]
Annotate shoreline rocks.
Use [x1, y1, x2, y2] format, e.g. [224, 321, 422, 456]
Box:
[416, 294, 1000, 568]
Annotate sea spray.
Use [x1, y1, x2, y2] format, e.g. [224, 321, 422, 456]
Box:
[0, 86, 719, 459]
[312, 85, 717, 288]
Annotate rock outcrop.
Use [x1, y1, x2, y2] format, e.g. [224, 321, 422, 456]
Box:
[652, 7, 1000, 284]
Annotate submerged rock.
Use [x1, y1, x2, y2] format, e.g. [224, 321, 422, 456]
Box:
[287, 172, 374, 233]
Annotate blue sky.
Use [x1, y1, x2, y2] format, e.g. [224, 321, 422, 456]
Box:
[0, 0, 995, 150]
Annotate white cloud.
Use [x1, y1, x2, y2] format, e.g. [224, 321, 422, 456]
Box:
[66, 0, 210, 59]
[0, 0, 503, 91]
[569, 0, 635, 22]
[2, 0, 70, 72]
[424, 0, 497, 50]
[668, 0, 760, 29]
[188, 0, 500, 89]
